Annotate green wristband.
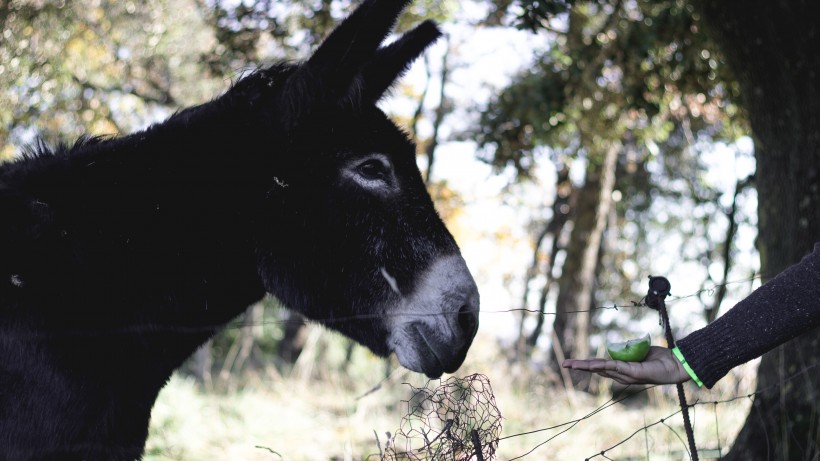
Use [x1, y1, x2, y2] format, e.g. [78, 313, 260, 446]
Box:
[672, 347, 703, 388]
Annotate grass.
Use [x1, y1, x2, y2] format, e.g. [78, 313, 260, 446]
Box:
[145, 328, 757, 460]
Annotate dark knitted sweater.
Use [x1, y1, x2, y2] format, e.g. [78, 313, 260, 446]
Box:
[676, 243, 820, 388]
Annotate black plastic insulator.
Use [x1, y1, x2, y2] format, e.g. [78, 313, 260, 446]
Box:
[645, 275, 671, 310]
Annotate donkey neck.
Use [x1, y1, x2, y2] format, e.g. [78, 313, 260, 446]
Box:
[0, 97, 278, 329]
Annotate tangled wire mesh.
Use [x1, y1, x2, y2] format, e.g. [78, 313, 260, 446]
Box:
[383, 373, 502, 461]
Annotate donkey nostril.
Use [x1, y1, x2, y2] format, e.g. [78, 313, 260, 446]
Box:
[457, 303, 478, 338]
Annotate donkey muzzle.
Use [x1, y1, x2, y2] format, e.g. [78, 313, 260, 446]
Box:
[387, 254, 480, 378]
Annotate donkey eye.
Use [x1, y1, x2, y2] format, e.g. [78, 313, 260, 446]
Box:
[343, 154, 397, 193]
[357, 159, 390, 181]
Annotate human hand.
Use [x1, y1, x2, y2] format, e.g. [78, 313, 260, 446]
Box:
[562, 346, 690, 385]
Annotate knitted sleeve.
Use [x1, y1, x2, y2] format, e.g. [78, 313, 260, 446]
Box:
[676, 243, 820, 389]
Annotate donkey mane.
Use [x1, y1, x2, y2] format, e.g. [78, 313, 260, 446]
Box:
[20, 135, 109, 159]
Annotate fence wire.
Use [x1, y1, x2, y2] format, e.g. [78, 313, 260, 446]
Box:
[364, 275, 817, 461]
[10, 274, 766, 339]
[371, 361, 816, 461]
[378, 374, 502, 461]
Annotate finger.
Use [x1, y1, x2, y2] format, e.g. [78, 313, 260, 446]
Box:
[563, 358, 611, 371]
[587, 360, 622, 372]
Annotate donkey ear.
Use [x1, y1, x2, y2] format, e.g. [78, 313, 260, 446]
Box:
[361, 20, 443, 103]
[301, 0, 412, 100]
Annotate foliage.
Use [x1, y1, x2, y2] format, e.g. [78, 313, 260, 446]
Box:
[478, 0, 744, 173]
[474, 0, 754, 350]
[0, 0, 226, 156]
[0, 0, 456, 156]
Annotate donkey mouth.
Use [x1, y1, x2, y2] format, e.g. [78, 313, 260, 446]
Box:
[390, 323, 469, 378]
[411, 324, 447, 378]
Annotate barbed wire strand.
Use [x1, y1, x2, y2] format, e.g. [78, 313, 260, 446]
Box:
[586, 406, 687, 460]
[12, 274, 768, 340]
[579, 362, 820, 460]
[503, 384, 660, 460]
[662, 418, 693, 459]
[373, 362, 818, 461]
[222, 272, 770, 329]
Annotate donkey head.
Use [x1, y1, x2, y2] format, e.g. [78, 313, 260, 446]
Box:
[250, 0, 479, 378]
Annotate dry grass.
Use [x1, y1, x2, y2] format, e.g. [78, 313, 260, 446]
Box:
[145, 329, 757, 461]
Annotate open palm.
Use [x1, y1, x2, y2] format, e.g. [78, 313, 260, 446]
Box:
[562, 346, 690, 385]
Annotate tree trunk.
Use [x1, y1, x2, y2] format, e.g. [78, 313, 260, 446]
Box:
[524, 164, 572, 353]
[277, 310, 308, 365]
[515, 221, 552, 359]
[706, 175, 753, 324]
[424, 39, 451, 184]
[192, 340, 213, 388]
[551, 144, 618, 386]
[218, 303, 263, 382]
[691, 1, 820, 459]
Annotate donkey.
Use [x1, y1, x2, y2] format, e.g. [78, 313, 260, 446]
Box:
[0, 1, 479, 459]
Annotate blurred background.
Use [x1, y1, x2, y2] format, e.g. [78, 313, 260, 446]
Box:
[2, 0, 817, 459]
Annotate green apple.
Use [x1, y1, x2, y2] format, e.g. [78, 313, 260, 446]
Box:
[607, 334, 651, 362]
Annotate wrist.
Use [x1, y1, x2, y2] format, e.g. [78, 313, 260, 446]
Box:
[672, 347, 703, 387]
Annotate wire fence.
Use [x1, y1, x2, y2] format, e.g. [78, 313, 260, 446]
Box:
[219, 273, 770, 331]
[346, 274, 819, 461]
[376, 373, 502, 461]
[19, 271, 814, 460]
[11, 273, 767, 341]
[368, 363, 817, 461]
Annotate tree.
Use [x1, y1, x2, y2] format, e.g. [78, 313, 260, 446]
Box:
[551, 141, 617, 385]
[516, 164, 572, 360]
[689, 1, 820, 459]
[476, 0, 744, 386]
[489, 0, 818, 457]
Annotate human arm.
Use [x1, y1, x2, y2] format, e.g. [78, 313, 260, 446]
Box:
[565, 243, 820, 388]
[675, 243, 820, 388]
